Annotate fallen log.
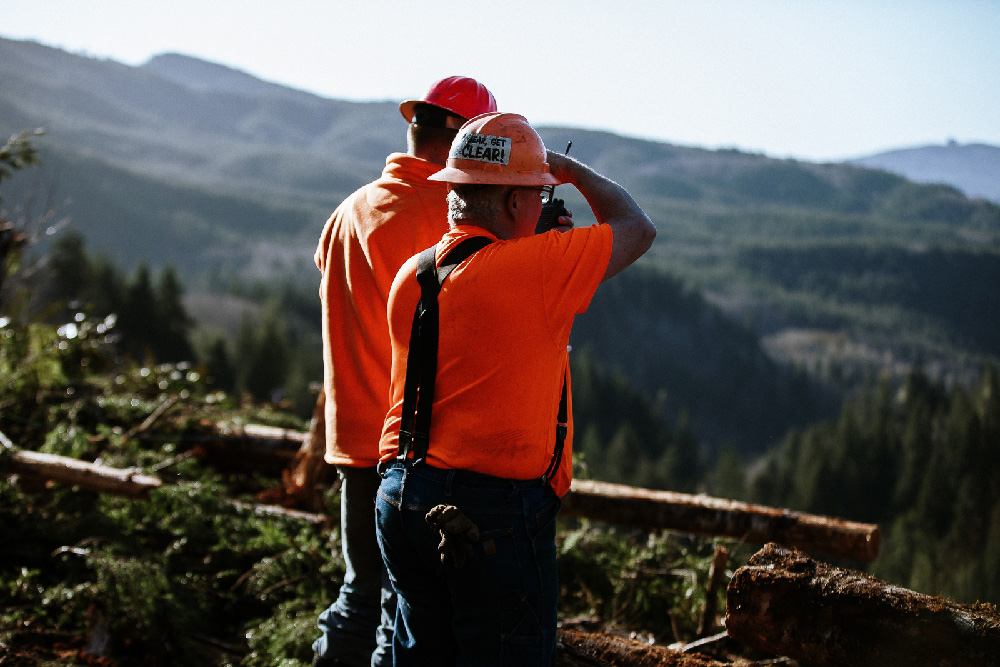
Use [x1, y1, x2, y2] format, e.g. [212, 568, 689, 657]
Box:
[8, 450, 163, 497]
[194, 422, 306, 469]
[556, 629, 735, 667]
[562, 479, 880, 562]
[221, 425, 880, 562]
[6, 449, 331, 527]
[725, 543, 1000, 667]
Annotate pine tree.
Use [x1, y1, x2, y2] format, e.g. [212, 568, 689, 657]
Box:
[41, 230, 92, 314]
[203, 335, 235, 392]
[155, 266, 194, 363]
[238, 312, 289, 402]
[118, 262, 158, 363]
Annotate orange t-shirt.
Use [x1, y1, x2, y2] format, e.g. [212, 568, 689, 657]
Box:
[378, 223, 614, 496]
[316, 153, 451, 466]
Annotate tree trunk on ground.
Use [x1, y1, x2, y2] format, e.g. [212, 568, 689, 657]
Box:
[725, 543, 1000, 667]
[6, 449, 331, 526]
[8, 450, 163, 497]
[556, 630, 733, 667]
[562, 479, 880, 562]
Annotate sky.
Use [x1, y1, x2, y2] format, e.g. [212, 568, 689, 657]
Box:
[3, 0, 998, 162]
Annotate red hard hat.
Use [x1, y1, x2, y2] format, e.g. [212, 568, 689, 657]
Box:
[428, 112, 559, 186]
[398, 76, 497, 123]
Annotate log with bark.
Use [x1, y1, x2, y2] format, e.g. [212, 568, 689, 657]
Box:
[725, 543, 1000, 667]
[562, 479, 880, 562]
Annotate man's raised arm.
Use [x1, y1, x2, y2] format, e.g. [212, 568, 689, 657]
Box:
[547, 150, 656, 281]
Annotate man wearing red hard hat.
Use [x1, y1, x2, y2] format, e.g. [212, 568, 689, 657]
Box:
[374, 112, 656, 665]
[312, 76, 497, 667]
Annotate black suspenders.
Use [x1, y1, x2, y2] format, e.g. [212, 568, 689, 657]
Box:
[396, 237, 567, 485]
[398, 237, 494, 465]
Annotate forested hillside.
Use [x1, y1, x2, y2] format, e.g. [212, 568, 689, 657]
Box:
[4, 35, 1000, 457]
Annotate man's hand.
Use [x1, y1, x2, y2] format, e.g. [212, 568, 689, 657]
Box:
[546, 149, 579, 186]
[425, 504, 480, 569]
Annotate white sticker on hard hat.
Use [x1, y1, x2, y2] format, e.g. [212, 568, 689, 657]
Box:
[450, 132, 511, 166]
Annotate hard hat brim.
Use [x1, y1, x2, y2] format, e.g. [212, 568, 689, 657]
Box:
[428, 166, 560, 186]
[398, 100, 421, 123]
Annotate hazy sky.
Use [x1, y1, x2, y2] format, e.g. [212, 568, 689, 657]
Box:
[3, 0, 998, 162]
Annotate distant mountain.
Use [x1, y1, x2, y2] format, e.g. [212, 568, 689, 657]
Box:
[143, 52, 301, 96]
[4, 35, 1000, 455]
[849, 142, 1000, 204]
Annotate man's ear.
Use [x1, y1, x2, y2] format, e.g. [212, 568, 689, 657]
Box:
[504, 187, 520, 219]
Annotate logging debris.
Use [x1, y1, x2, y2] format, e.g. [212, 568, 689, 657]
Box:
[726, 543, 1000, 667]
[556, 629, 743, 667]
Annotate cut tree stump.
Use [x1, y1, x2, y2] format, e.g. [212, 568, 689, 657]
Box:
[275, 388, 333, 511]
[562, 479, 880, 562]
[725, 543, 1000, 666]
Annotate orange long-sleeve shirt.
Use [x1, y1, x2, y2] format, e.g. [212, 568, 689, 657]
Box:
[316, 153, 450, 466]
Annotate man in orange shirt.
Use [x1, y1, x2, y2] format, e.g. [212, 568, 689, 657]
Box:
[312, 77, 497, 667]
[375, 113, 655, 666]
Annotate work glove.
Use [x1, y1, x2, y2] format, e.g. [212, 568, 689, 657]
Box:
[425, 504, 480, 569]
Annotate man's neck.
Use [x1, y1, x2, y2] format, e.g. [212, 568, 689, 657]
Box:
[455, 218, 518, 241]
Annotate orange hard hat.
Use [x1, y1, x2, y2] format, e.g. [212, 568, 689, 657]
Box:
[398, 76, 497, 123]
[428, 112, 559, 186]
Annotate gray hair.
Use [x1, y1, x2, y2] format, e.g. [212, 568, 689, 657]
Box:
[447, 184, 511, 226]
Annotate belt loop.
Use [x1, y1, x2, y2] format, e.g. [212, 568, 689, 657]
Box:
[445, 469, 455, 497]
[398, 459, 409, 500]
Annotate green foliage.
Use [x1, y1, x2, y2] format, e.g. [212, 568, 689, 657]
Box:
[1, 477, 337, 666]
[243, 600, 319, 667]
[0, 128, 42, 191]
[0, 316, 337, 666]
[558, 525, 747, 643]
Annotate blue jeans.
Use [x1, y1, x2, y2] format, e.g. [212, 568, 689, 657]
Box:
[314, 466, 395, 667]
[375, 461, 561, 667]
